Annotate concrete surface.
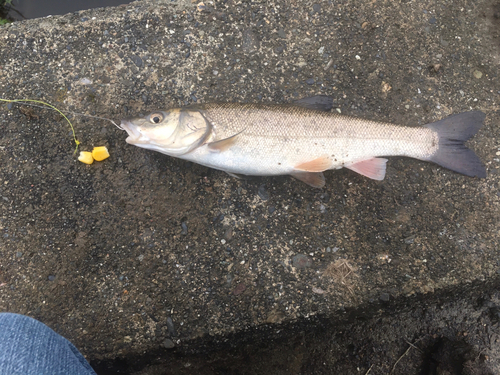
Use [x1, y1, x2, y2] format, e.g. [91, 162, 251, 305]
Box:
[0, 0, 499, 373]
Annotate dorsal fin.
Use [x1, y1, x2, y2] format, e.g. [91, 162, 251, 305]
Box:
[293, 95, 333, 112]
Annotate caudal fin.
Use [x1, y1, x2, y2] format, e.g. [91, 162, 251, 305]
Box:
[424, 111, 486, 178]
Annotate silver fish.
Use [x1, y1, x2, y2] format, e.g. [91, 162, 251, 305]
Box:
[120, 96, 486, 188]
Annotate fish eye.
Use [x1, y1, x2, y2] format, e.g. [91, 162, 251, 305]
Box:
[149, 112, 164, 124]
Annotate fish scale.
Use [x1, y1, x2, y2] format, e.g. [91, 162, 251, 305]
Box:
[188, 103, 437, 170]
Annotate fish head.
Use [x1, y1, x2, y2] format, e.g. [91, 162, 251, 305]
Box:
[120, 109, 211, 155]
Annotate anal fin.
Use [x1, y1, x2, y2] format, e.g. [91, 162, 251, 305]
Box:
[290, 172, 325, 188]
[345, 158, 388, 180]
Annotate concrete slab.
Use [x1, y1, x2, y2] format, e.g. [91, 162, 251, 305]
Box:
[0, 0, 499, 373]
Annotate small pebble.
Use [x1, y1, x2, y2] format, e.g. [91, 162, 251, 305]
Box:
[473, 70, 483, 79]
[233, 283, 246, 295]
[306, 78, 315, 85]
[48, 275, 55, 281]
[258, 184, 269, 200]
[224, 227, 233, 240]
[79, 78, 92, 85]
[312, 286, 325, 294]
[166, 317, 176, 336]
[129, 55, 143, 68]
[404, 236, 415, 244]
[292, 254, 312, 269]
[380, 292, 390, 302]
[429, 64, 441, 73]
[163, 338, 175, 349]
[16, 251, 22, 258]
[197, 2, 205, 11]
[181, 222, 188, 235]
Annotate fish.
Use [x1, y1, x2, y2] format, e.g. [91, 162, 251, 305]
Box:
[120, 96, 486, 188]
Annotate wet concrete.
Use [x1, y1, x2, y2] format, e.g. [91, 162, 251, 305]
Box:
[0, 0, 499, 373]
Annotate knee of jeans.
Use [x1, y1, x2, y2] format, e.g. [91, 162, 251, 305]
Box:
[0, 312, 41, 327]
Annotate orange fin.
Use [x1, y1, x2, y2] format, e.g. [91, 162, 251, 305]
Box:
[290, 172, 325, 188]
[294, 156, 331, 172]
[207, 131, 242, 152]
[345, 158, 388, 180]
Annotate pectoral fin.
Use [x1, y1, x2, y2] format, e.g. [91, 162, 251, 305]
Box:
[207, 131, 243, 152]
[290, 172, 325, 188]
[294, 156, 331, 172]
[226, 171, 247, 179]
[345, 158, 388, 180]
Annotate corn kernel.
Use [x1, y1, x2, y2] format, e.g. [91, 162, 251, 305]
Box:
[92, 146, 110, 161]
[78, 151, 94, 165]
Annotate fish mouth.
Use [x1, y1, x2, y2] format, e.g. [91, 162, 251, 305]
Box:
[120, 120, 144, 144]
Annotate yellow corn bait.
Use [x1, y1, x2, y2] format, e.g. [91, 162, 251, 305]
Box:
[92, 146, 110, 161]
[78, 151, 94, 165]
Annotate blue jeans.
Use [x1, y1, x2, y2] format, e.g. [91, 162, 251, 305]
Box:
[0, 313, 96, 375]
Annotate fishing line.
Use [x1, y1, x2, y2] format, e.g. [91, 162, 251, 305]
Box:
[0, 98, 124, 154]
[19, 102, 124, 130]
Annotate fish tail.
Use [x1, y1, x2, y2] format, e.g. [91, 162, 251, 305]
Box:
[424, 111, 486, 178]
